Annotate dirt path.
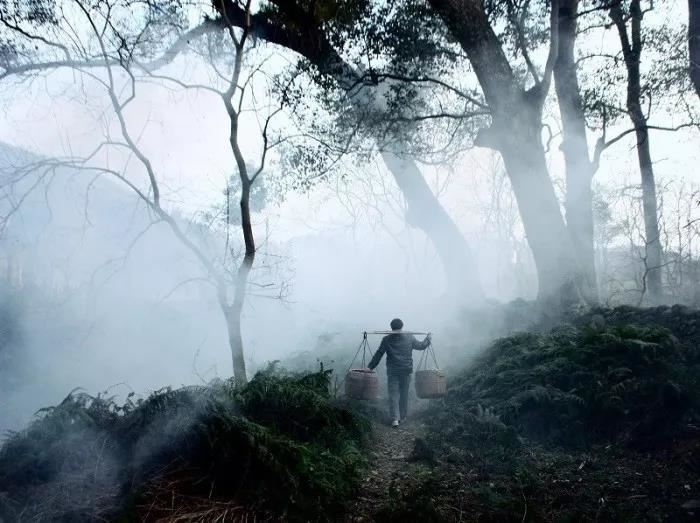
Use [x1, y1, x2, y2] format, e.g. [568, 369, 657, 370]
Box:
[346, 418, 423, 521]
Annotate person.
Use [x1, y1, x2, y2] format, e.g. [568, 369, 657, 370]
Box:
[367, 318, 431, 427]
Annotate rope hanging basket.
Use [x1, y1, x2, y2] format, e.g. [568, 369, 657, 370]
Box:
[415, 344, 447, 399]
[345, 368, 379, 400]
[344, 333, 379, 400]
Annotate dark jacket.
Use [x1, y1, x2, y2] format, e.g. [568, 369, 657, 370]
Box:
[367, 332, 430, 374]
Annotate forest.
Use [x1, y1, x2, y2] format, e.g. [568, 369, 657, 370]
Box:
[0, 0, 699, 521]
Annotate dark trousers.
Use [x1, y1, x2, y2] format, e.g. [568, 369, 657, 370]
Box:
[388, 371, 411, 422]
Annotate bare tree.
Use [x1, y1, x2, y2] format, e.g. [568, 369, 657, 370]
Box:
[609, 0, 664, 304]
[0, 0, 289, 384]
[596, 176, 700, 306]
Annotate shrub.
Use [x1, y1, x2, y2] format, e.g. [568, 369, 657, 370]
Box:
[0, 367, 370, 521]
[432, 324, 700, 449]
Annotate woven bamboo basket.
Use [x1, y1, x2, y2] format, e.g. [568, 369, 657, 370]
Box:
[345, 368, 379, 400]
[415, 369, 447, 399]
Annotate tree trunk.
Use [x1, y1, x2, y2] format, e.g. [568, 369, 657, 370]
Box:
[631, 115, 663, 303]
[554, 0, 599, 304]
[380, 152, 483, 301]
[223, 62, 257, 383]
[223, 301, 247, 387]
[220, 183, 256, 386]
[223, 256, 252, 387]
[214, 0, 485, 302]
[326, 67, 485, 301]
[427, 0, 582, 305]
[611, 0, 664, 304]
[497, 107, 581, 306]
[690, 0, 700, 100]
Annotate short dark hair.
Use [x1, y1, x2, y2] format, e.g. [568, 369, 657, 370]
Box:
[390, 318, 403, 330]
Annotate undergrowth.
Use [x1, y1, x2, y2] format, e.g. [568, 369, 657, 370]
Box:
[429, 323, 700, 450]
[0, 364, 369, 522]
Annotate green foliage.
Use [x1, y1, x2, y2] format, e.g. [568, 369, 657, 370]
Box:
[0, 367, 370, 521]
[438, 323, 700, 449]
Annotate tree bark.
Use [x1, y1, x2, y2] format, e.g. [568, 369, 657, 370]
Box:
[554, 0, 599, 304]
[381, 151, 482, 300]
[427, 0, 582, 305]
[632, 118, 663, 303]
[691, 0, 700, 100]
[222, 42, 257, 384]
[214, 0, 484, 302]
[226, 180, 255, 386]
[223, 253, 252, 388]
[497, 106, 581, 304]
[611, 1, 664, 304]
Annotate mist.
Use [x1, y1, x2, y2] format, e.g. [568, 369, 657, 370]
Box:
[1, 0, 699, 521]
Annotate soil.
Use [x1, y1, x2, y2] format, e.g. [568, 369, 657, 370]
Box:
[347, 418, 422, 521]
[345, 414, 700, 522]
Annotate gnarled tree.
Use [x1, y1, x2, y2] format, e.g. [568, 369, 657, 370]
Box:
[214, 0, 486, 302]
[425, 0, 586, 306]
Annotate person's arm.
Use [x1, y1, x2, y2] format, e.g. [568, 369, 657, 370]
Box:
[367, 338, 387, 370]
[412, 333, 432, 351]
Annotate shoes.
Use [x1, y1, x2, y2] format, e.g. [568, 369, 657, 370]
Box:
[391, 419, 399, 427]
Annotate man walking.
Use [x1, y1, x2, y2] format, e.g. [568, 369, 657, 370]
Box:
[367, 318, 431, 427]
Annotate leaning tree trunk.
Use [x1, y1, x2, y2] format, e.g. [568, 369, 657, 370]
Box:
[380, 153, 483, 301]
[690, 0, 700, 100]
[554, 0, 599, 304]
[322, 57, 485, 301]
[213, 0, 485, 302]
[428, 0, 582, 306]
[611, 0, 664, 304]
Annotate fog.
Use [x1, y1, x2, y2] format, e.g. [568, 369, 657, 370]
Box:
[0, 0, 698, 437]
[0, 134, 472, 431]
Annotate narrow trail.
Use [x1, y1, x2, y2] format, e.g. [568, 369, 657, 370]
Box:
[346, 418, 424, 521]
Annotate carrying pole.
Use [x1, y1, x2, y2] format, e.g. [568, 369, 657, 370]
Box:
[365, 330, 431, 335]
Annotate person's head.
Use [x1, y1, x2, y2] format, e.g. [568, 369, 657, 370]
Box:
[390, 318, 403, 331]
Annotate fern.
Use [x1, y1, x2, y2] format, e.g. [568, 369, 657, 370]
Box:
[0, 367, 370, 521]
[433, 322, 700, 449]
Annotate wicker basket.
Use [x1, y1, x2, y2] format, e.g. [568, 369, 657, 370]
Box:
[345, 368, 379, 400]
[415, 369, 447, 399]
